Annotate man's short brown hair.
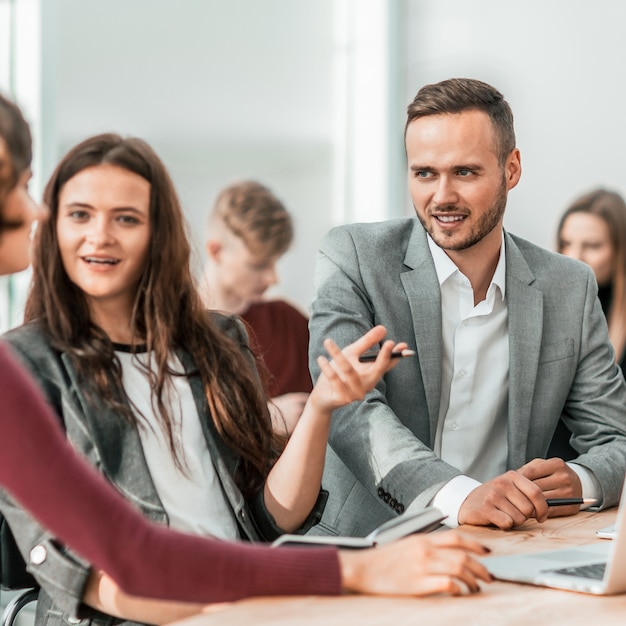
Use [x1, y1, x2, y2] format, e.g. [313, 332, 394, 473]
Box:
[405, 78, 516, 165]
[211, 180, 293, 258]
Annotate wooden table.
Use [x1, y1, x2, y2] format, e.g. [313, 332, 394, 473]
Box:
[171, 509, 626, 626]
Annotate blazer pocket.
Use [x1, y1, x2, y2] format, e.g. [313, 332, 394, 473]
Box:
[538, 338, 575, 364]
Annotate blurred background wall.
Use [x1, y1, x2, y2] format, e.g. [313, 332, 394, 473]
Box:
[2, 0, 626, 325]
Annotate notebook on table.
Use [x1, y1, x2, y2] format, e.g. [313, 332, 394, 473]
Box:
[481, 483, 626, 595]
[272, 506, 445, 549]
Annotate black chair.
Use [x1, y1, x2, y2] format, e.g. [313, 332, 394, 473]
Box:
[1, 519, 39, 626]
[1, 588, 38, 626]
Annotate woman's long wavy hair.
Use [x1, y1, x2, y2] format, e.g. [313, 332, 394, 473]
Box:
[26, 133, 281, 496]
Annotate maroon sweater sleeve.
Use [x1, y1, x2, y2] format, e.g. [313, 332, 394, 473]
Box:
[0, 342, 341, 602]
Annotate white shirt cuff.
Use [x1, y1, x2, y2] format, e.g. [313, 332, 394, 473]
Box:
[428, 475, 482, 528]
[567, 462, 602, 508]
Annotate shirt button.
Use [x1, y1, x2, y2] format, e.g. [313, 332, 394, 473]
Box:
[451, 423, 458, 431]
[67, 617, 84, 625]
[30, 545, 47, 565]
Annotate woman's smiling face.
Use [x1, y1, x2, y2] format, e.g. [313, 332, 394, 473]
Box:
[56, 163, 151, 321]
[558, 212, 614, 286]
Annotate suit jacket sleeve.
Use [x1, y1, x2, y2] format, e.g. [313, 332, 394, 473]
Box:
[309, 225, 461, 516]
[558, 268, 626, 506]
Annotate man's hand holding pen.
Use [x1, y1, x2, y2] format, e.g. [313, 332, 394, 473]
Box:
[458, 470, 551, 529]
[458, 458, 591, 529]
[517, 457, 586, 518]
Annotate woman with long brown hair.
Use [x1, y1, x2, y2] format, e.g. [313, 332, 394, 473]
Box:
[547, 189, 626, 460]
[0, 93, 492, 624]
[557, 189, 626, 372]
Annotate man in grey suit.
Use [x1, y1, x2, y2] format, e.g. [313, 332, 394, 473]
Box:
[309, 78, 626, 536]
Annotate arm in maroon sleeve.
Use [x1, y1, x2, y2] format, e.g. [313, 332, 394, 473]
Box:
[0, 342, 341, 603]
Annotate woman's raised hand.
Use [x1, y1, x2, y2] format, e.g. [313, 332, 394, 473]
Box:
[309, 325, 408, 414]
[264, 325, 408, 531]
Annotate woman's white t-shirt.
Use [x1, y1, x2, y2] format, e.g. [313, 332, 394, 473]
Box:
[115, 347, 239, 540]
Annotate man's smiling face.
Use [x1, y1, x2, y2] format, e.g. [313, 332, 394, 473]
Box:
[405, 108, 520, 257]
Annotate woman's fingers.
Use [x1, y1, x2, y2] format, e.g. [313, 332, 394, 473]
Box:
[340, 532, 493, 598]
[398, 532, 493, 593]
[342, 325, 389, 356]
[404, 575, 465, 597]
[427, 531, 491, 555]
[322, 337, 388, 397]
[427, 548, 492, 592]
[313, 328, 412, 410]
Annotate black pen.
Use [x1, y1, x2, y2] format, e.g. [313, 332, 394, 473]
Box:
[546, 498, 597, 507]
[359, 349, 416, 363]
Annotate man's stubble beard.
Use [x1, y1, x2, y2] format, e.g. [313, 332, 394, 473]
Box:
[416, 176, 508, 252]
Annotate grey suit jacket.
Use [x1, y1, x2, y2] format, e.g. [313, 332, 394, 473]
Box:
[309, 218, 626, 537]
[0, 313, 314, 626]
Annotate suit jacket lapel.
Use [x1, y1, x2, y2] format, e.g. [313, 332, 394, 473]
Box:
[504, 232, 544, 469]
[400, 224, 443, 444]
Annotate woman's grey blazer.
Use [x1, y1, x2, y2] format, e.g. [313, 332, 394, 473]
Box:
[0, 313, 322, 626]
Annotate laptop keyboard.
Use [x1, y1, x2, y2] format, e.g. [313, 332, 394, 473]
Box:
[544, 562, 606, 580]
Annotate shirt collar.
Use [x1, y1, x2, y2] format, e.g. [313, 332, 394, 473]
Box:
[427, 229, 507, 300]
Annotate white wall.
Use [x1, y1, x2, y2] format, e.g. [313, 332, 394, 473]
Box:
[36, 0, 626, 312]
[40, 0, 335, 311]
[403, 0, 626, 251]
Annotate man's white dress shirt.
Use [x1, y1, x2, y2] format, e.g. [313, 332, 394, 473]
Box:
[422, 232, 600, 526]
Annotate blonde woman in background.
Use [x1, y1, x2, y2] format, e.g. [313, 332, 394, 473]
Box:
[557, 188, 626, 373]
[550, 188, 626, 460]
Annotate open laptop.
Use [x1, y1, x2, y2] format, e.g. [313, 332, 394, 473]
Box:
[481, 483, 626, 595]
